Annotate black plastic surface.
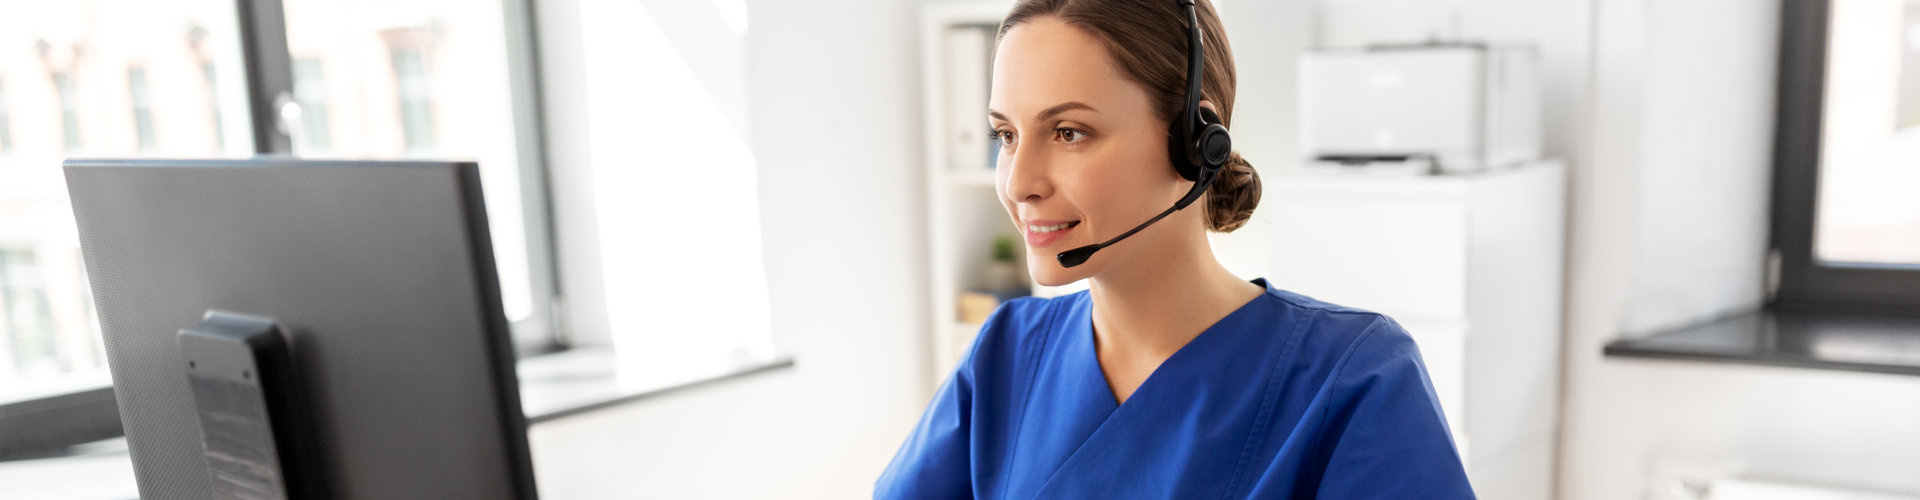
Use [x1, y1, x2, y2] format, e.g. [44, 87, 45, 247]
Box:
[1605, 310, 1920, 376]
[65, 158, 537, 499]
[179, 311, 315, 500]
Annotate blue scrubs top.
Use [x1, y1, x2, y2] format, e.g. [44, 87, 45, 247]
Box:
[875, 278, 1474, 499]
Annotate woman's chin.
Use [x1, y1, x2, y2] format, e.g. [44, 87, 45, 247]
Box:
[1027, 260, 1086, 288]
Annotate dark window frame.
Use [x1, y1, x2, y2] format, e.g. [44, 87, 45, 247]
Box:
[237, 0, 564, 352]
[0, 0, 568, 458]
[1770, 0, 1920, 315]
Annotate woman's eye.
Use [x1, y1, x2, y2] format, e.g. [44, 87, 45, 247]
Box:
[994, 130, 1015, 146]
[1055, 128, 1086, 143]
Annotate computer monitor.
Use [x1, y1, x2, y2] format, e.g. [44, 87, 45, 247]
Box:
[64, 158, 537, 499]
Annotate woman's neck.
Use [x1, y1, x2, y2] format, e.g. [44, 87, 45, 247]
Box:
[1085, 233, 1264, 363]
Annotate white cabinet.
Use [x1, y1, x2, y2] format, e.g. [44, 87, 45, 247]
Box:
[1270, 160, 1566, 500]
[918, 1, 1029, 386]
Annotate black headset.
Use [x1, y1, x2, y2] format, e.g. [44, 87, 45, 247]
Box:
[1056, 0, 1233, 268]
[1170, 0, 1234, 197]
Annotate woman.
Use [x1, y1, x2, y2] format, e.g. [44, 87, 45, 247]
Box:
[876, 0, 1475, 498]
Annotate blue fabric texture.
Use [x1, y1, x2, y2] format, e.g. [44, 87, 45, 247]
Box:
[875, 278, 1475, 499]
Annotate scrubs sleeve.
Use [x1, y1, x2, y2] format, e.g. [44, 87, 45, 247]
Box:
[873, 305, 1004, 499]
[1314, 318, 1476, 499]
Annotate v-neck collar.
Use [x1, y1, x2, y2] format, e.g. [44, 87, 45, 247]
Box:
[1076, 278, 1276, 408]
[1001, 278, 1281, 498]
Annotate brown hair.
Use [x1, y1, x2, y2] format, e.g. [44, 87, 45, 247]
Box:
[996, 0, 1260, 232]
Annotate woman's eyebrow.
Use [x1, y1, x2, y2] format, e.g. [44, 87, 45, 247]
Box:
[988, 101, 1100, 123]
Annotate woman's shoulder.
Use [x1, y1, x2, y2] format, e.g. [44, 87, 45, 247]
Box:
[1255, 286, 1421, 371]
[981, 292, 1079, 334]
[956, 292, 1084, 374]
[1249, 287, 1472, 498]
[973, 292, 1083, 348]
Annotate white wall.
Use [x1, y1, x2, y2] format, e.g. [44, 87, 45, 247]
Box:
[1617, 0, 1775, 336]
[1206, 0, 1314, 286]
[523, 0, 1920, 497]
[1560, 0, 1920, 498]
[525, 0, 1320, 496]
[529, 0, 930, 497]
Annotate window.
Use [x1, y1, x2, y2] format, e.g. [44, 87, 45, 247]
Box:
[2, 0, 564, 453]
[0, 0, 564, 457]
[0, 1, 251, 406]
[53, 72, 80, 152]
[128, 67, 156, 151]
[0, 249, 100, 384]
[0, 0, 563, 405]
[1813, 0, 1920, 265]
[291, 57, 330, 150]
[1772, 0, 1920, 312]
[390, 48, 435, 152]
[202, 63, 224, 151]
[280, 0, 554, 344]
[0, 250, 60, 376]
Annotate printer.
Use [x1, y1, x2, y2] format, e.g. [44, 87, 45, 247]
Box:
[1298, 44, 1542, 174]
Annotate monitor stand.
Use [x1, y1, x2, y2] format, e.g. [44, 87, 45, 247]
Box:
[178, 311, 323, 500]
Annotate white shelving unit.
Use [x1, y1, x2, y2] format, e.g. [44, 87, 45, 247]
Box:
[1269, 160, 1566, 500]
[919, 2, 1088, 387]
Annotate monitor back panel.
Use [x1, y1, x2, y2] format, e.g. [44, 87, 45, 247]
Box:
[65, 159, 535, 499]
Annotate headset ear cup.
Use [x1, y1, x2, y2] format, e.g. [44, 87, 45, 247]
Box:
[1168, 109, 1232, 181]
[1196, 108, 1232, 171]
[1197, 106, 1223, 126]
[1167, 121, 1201, 181]
[1200, 124, 1232, 170]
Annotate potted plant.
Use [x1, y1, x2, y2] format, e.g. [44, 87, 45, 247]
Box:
[984, 235, 1023, 297]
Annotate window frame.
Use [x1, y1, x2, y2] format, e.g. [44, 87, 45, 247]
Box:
[1770, 0, 1920, 315]
[0, 0, 569, 456]
[236, 0, 565, 352]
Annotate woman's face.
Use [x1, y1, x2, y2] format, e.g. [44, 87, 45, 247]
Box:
[990, 17, 1195, 286]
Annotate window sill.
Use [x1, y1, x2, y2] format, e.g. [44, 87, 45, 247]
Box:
[0, 346, 794, 496]
[1603, 309, 1920, 376]
[517, 346, 794, 423]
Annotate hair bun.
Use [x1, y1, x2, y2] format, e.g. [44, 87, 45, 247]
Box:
[1204, 151, 1260, 232]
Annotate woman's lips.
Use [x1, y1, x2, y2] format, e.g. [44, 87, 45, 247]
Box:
[1023, 220, 1081, 248]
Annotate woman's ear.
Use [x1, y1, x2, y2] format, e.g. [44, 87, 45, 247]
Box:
[1196, 100, 1224, 126]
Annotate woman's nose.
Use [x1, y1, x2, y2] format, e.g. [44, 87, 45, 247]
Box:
[1002, 143, 1054, 203]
